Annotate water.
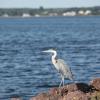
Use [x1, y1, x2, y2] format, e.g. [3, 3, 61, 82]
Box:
[0, 16, 100, 99]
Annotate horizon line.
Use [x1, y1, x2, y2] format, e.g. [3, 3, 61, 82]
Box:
[0, 5, 100, 9]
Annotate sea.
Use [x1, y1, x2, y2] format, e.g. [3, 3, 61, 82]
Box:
[0, 16, 100, 100]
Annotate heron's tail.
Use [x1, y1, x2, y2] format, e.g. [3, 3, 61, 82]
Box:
[64, 73, 73, 81]
[65, 72, 74, 81]
[70, 74, 76, 84]
[69, 74, 74, 81]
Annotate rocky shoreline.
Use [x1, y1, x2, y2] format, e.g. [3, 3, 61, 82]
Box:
[12, 78, 100, 100]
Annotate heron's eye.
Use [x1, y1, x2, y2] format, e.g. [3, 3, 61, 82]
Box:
[52, 53, 53, 55]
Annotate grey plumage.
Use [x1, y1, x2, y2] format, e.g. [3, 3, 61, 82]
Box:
[56, 59, 73, 80]
[43, 49, 73, 87]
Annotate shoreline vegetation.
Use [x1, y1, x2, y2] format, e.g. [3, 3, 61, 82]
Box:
[0, 6, 100, 18]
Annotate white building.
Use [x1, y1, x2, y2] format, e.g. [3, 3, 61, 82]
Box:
[63, 11, 76, 16]
[34, 14, 40, 17]
[2, 14, 9, 17]
[49, 13, 58, 16]
[22, 13, 31, 17]
[78, 10, 84, 15]
[84, 10, 92, 15]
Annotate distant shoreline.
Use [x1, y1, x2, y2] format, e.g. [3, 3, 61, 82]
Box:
[0, 6, 100, 17]
[0, 15, 100, 19]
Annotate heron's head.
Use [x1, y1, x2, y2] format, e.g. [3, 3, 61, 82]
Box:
[42, 49, 57, 54]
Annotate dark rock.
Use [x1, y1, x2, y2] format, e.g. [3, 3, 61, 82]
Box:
[61, 83, 91, 93]
[75, 83, 92, 93]
[90, 78, 100, 91]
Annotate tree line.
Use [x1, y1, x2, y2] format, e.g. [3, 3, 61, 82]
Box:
[0, 6, 100, 16]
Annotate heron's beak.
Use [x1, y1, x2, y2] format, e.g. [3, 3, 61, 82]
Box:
[42, 50, 50, 53]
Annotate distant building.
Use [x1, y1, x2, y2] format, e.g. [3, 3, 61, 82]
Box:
[84, 10, 92, 15]
[2, 14, 9, 17]
[78, 10, 84, 15]
[62, 11, 76, 16]
[78, 10, 91, 15]
[34, 14, 40, 17]
[49, 13, 58, 16]
[22, 13, 31, 17]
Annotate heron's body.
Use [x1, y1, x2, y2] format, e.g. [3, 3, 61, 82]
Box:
[53, 59, 73, 80]
[43, 49, 73, 87]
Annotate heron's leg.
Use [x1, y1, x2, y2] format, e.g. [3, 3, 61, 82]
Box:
[62, 77, 64, 87]
[59, 75, 63, 88]
[59, 78, 63, 88]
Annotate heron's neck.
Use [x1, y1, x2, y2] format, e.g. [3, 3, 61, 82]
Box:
[52, 51, 57, 61]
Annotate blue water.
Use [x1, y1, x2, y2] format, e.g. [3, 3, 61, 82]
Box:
[0, 16, 100, 100]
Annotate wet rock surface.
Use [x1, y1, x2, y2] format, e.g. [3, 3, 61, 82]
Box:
[11, 78, 100, 100]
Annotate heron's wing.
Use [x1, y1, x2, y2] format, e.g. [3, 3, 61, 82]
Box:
[57, 59, 73, 80]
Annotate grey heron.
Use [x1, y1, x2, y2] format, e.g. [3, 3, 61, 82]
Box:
[43, 49, 73, 87]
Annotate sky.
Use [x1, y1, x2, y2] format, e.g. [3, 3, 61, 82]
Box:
[0, 0, 100, 8]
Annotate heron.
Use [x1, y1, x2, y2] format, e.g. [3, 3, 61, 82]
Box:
[42, 49, 73, 87]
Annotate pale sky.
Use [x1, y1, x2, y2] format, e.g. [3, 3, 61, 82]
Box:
[0, 0, 100, 8]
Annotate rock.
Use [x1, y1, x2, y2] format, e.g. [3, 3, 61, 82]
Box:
[75, 83, 91, 93]
[63, 91, 89, 100]
[11, 78, 100, 100]
[90, 78, 100, 91]
[30, 93, 49, 100]
[30, 92, 61, 100]
[30, 82, 94, 100]
[11, 97, 22, 100]
[49, 87, 68, 96]
[61, 83, 91, 93]
[49, 82, 91, 97]
[89, 91, 100, 100]
[63, 83, 78, 92]
[49, 87, 59, 95]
